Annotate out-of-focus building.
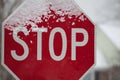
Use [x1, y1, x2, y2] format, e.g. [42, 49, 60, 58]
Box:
[75, 0, 120, 80]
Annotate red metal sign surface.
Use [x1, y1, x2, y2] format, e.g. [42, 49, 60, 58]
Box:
[2, 0, 94, 80]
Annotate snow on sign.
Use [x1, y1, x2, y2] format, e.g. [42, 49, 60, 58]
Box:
[2, 0, 94, 80]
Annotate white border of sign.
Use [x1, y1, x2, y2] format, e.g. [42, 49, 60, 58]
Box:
[1, 0, 96, 80]
[1, 21, 20, 80]
[1, 0, 28, 80]
[74, 0, 96, 79]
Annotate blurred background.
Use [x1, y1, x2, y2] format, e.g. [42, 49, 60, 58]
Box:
[0, 0, 120, 80]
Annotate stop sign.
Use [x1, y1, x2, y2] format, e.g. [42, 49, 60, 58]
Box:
[2, 0, 94, 80]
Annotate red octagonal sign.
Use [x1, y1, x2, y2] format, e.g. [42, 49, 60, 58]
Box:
[2, 0, 94, 80]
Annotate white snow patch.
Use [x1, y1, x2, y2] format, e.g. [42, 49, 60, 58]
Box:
[30, 40, 33, 44]
[79, 15, 86, 21]
[4, 0, 86, 33]
[72, 22, 75, 25]
[48, 26, 52, 29]
[68, 16, 72, 19]
[9, 33, 12, 35]
[56, 17, 65, 22]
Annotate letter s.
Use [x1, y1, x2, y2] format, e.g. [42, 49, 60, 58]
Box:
[11, 27, 29, 61]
